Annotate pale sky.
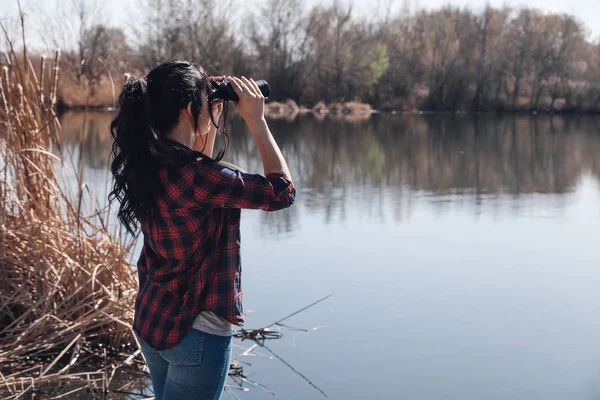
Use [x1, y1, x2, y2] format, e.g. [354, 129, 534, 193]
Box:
[2, 0, 599, 49]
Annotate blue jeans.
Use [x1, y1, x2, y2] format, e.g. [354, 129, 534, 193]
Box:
[138, 329, 232, 400]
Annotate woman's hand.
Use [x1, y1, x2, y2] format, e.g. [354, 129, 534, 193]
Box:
[227, 76, 265, 128]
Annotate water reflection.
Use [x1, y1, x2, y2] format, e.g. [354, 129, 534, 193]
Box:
[59, 111, 600, 229]
[55, 111, 600, 399]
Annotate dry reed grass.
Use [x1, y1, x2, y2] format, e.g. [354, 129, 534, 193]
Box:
[58, 75, 120, 110]
[309, 100, 374, 120]
[327, 101, 373, 115]
[0, 14, 138, 399]
[264, 99, 301, 121]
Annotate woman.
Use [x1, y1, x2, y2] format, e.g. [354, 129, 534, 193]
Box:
[109, 61, 295, 400]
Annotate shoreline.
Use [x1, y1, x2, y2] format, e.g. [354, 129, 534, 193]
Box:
[57, 103, 600, 117]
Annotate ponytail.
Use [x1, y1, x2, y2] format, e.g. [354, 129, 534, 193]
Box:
[109, 76, 158, 235]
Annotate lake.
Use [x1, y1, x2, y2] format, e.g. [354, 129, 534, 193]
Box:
[59, 111, 600, 400]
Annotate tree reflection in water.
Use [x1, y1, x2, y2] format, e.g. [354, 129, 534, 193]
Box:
[59, 111, 600, 235]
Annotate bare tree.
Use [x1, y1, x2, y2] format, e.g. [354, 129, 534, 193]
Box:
[471, 5, 491, 110]
[247, 0, 318, 101]
[331, 1, 353, 99]
[509, 9, 532, 109]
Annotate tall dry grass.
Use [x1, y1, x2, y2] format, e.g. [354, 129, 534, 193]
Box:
[0, 17, 139, 398]
[58, 75, 120, 110]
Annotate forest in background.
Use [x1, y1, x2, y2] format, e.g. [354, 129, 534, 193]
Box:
[3, 0, 600, 113]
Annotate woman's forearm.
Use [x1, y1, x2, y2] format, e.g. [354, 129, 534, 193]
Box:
[224, 75, 291, 181]
[248, 118, 291, 180]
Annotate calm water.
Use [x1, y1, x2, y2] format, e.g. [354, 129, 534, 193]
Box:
[59, 111, 600, 400]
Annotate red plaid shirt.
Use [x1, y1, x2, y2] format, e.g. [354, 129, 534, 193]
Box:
[133, 147, 295, 350]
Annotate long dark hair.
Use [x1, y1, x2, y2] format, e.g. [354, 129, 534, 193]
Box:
[108, 61, 227, 235]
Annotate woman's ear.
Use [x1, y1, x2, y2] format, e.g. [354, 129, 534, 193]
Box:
[185, 101, 198, 133]
[186, 102, 194, 119]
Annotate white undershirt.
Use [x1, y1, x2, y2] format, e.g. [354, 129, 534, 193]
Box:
[192, 310, 233, 336]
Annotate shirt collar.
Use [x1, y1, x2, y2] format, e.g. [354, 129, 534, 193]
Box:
[160, 137, 213, 162]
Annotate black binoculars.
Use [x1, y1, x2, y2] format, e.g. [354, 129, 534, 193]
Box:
[208, 79, 270, 102]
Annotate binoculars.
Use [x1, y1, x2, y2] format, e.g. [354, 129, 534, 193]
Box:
[208, 79, 270, 102]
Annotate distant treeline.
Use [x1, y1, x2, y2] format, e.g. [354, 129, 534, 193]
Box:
[11, 0, 600, 112]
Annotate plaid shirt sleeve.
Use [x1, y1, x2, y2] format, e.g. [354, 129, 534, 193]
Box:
[191, 160, 296, 211]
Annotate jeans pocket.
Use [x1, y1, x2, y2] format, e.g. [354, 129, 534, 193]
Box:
[159, 329, 204, 366]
